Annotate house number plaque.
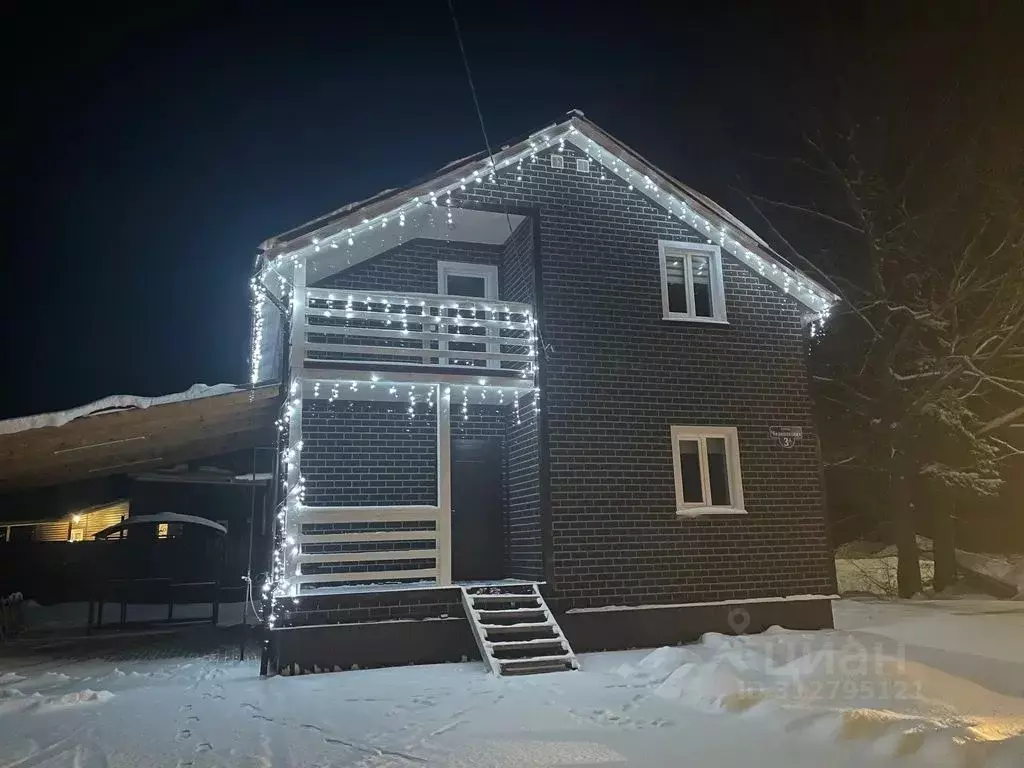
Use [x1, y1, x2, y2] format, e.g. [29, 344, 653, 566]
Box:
[769, 426, 803, 448]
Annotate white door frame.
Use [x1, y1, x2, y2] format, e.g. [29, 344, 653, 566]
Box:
[437, 261, 499, 299]
[437, 261, 499, 367]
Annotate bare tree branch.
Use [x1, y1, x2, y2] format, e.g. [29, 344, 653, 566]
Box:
[747, 193, 866, 236]
[976, 404, 1024, 436]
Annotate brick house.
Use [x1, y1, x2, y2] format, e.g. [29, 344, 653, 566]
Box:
[253, 111, 839, 675]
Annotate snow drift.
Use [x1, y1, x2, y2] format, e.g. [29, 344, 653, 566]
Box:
[612, 627, 1024, 766]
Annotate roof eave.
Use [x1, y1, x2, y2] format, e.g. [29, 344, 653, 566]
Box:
[260, 114, 838, 313]
[261, 120, 572, 260]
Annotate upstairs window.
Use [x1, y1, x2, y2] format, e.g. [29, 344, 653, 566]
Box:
[670, 426, 745, 515]
[658, 241, 727, 322]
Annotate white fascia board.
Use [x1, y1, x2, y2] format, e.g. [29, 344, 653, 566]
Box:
[565, 121, 838, 315]
[258, 117, 837, 317]
[260, 122, 571, 270]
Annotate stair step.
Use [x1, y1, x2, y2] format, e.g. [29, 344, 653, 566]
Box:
[489, 637, 565, 651]
[460, 583, 577, 677]
[475, 608, 546, 619]
[479, 621, 557, 633]
[498, 654, 575, 675]
[465, 586, 537, 595]
[469, 592, 540, 603]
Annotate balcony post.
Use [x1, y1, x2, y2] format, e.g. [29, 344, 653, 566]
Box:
[288, 262, 306, 373]
[436, 383, 452, 585]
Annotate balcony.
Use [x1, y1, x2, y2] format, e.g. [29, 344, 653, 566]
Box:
[296, 288, 536, 381]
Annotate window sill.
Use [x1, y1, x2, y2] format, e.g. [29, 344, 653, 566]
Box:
[661, 314, 730, 325]
[676, 507, 747, 518]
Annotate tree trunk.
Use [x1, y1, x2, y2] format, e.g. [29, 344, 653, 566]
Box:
[892, 471, 922, 597]
[932, 495, 957, 593]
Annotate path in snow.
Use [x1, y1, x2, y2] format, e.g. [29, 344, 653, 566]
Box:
[0, 599, 1020, 767]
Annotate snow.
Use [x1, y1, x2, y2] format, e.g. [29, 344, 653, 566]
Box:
[1, 599, 1021, 767]
[567, 593, 838, 613]
[835, 538, 1024, 598]
[836, 553, 936, 596]
[233, 472, 274, 481]
[0, 383, 240, 435]
[957, 550, 1024, 596]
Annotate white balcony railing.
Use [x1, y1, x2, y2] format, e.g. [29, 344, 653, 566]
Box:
[299, 288, 536, 375]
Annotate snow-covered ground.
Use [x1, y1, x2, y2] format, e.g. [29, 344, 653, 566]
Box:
[1, 599, 1021, 767]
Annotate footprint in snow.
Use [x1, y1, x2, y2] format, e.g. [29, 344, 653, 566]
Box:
[429, 720, 463, 737]
[621, 693, 647, 711]
[176, 729, 192, 741]
[179, 704, 193, 712]
[183, 715, 199, 723]
[195, 742, 213, 753]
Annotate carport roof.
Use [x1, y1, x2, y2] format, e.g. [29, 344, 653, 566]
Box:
[0, 384, 279, 491]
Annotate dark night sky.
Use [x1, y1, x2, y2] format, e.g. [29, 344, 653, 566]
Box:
[6, 2, 1017, 419]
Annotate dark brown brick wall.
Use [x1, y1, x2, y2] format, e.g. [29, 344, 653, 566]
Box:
[312, 238, 503, 294]
[281, 588, 464, 627]
[505, 392, 542, 579]
[301, 401, 437, 507]
[501, 217, 535, 303]
[447, 143, 834, 608]
[289, 139, 833, 616]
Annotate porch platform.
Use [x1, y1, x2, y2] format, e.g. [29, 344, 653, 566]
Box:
[266, 588, 835, 677]
[296, 578, 541, 597]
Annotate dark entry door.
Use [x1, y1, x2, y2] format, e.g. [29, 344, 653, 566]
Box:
[451, 438, 504, 582]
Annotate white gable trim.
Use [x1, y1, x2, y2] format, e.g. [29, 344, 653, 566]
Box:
[260, 117, 837, 316]
[564, 122, 837, 316]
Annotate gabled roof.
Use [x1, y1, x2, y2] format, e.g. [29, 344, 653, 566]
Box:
[260, 111, 838, 315]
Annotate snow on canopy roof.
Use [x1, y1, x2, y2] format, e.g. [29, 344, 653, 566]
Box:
[259, 112, 838, 315]
[0, 383, 240, 436]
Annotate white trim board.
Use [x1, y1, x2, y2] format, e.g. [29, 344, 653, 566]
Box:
[436, 261, 499, 298]
[670, 425, 745, 513]
[658, 240, 728, 323]
[303, 208, 523, 286]
[260, 114, 838, 316]
[437, 261, 499, 368]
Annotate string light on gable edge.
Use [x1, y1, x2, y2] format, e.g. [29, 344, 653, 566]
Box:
[254, 120, 836, 330]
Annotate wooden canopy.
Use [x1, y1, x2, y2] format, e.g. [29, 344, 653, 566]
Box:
[0, 385, 279, 492]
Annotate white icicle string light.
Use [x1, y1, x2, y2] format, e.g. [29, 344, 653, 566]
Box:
[249, 276, 266, 385]
[260, 133, 564, 279]
[561, 127, 835, 324]
[265, 379, 308, 628]
[258, 120, 833, 327]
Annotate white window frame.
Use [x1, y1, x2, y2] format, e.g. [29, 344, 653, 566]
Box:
[437, 261, 499, 368]
[437, 261, 498, 299]
[658, 240, 728, 323]
[670, 426, 746, 517]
